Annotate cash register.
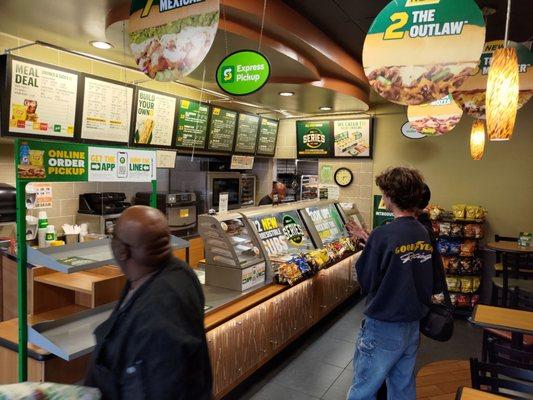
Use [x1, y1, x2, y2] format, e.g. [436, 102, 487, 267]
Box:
[77, 192, 131, 236]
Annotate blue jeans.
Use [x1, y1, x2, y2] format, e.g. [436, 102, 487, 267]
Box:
[347, 317, 420, 400]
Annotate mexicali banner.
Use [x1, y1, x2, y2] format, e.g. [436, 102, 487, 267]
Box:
[16, 140, 156, 183]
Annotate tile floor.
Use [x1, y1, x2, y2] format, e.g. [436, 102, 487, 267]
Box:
[223, 296, 483, 400]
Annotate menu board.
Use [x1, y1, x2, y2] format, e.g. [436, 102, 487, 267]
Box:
[133, 89, 176, 147]
[250, 211, 315, 260]
[256, 118, 279, 156]
[8, 58, 78, 138]
[176, 99, 209, 148]
[81, 77, 133, 143]
[208, 107, 237, 152]
[305, 204, 347, 244]
[234, 114, 260, 154]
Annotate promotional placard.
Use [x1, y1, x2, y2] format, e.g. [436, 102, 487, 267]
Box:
[176, 99, 209, 148]
[8, 58, 79, 138]
[373, 195, 394, 228]
[230, 155, 255, 170]
[256, 118, 279, 156]
[133, 89, 176, 147]
[81, 77, 134, 144]
[453, 40, 533, 119]
[216, 50, 271, 96]
[234, 113, 260, 154]
[363, 0, 485, 105]
[26, 183, 53, 209]
[333, 119, 372, 157]
[208, 107, 237, 152]
[407, 94, 463, 135]
[128, 0, 219, 81]
[16, 140, 156, 183]
[305, 204, 347, 243]
[156, 149, 177, 168]
[218, 193, 229, 214]
[296, 120, 332, 158]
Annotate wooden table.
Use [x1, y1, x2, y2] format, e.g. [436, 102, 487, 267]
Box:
[486, 242, 533, 305]
[471, 304, 533, 348]
[456, 387, 509, 399]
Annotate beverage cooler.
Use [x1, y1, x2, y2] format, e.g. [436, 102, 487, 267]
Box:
[198, 200, 360, 292]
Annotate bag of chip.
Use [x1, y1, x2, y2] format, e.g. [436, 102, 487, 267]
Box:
[471, 295, 480, 307]
[456, 294, 471, 308]
[463, 224, 476, 238]
[460, 258, 473, 275]
[460, 240, 477, 257]
[428, 205, 445, 220]
[449, 257, 461, 275]
[437, 238, 449, 255]
[471, 258, 482, 274]
[431, 221, 440, 236]
[452, 204, 466, 219]
[446, 276, 460, 292]
[449, 293, 457, 306]
[460, 277, 474, 293]
[451, 223, 463, 237]
[439, 222, 451, 236]
[449, 239, 461, 255]
[472, 277, 481, 292]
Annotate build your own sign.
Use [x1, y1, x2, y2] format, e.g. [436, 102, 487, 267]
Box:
[363, 0, 485, 105]
[216, 50, 271, 96]
[16, 140, 155, 183]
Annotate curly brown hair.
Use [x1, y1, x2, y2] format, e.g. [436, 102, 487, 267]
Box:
[376, 167, 424, 211]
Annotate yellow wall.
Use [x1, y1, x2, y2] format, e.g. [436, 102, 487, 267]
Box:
[372, 102, 533, 239]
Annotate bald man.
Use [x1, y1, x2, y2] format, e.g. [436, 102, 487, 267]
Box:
[258, 181, 287, 206]
[85, 206, 212, 400]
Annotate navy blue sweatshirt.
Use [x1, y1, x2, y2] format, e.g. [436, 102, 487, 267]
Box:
[356, 216, 434, 322]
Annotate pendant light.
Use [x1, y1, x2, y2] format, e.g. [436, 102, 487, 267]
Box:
[470, 119, 486, 160]
[486, 0, 519, 141]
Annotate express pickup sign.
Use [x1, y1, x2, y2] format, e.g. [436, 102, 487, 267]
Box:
[216, 50, 271, 96]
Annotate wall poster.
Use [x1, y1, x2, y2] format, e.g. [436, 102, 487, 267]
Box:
[296, 120, 332, 158]
[333, 119, 372, 158]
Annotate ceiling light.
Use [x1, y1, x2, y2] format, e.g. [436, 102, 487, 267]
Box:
[279, 92, 294, 97]
[90, 41, 113, 50]
[319, 106, 332, 111]
[470, 119, 486, 160]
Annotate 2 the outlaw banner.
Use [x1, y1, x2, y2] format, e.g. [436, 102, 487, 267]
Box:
[16, 140, 156, 183]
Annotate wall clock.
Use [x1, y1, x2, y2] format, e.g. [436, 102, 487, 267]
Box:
[334, 167, 354, 187]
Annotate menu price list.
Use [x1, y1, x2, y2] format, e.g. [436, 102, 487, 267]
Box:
[235, 114, 260, 154]
[257, 118, 279, 155]
[208, 107, 237, 152]
[176, 99, 209, 148]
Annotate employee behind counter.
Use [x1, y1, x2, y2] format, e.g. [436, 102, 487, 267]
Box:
[258, 181, 287, 206]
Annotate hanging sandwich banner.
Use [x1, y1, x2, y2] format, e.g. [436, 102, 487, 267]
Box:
[453, 40, 533, 119]
[407, 94, 463, 135]
[8, 58, 79, 139]
[362, 0, 485, 106]
[16, 140, 155, 183]
[128, 0, 220, 81]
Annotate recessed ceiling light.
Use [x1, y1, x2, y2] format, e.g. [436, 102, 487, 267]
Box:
[279, 91, 295, 97]
[319, 106, 332, 111]
[90, 41, 113, 50]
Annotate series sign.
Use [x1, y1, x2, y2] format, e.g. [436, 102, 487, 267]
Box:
[216, 50, 271, 96]
[297, 119, 373, 158]
[16, 140, 156, 183]
[362, 0, 486, 105]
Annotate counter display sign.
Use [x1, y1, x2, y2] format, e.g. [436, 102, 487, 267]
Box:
[363, 0, 485, 105]
[216, 50, 271, 96]
[234, 113, 260, 154]
[81, 77, 134, 144]
[250, 211, 314, 259]
[407, 94, 463, 135]
[16, 140, 156, 183]
[128, 0, 219, 81]
[305, 204, 347, 244]
[176, 99, 209, 148]
[8, 59, 78, 138]
[256, 118, 279, 156]
[333, 119, 372, 158]
[453, 40, 533, 119]
[296, 120, 332, 158]
[373, 195, 394, 228]
[208, 107, 237, 152]
[133, 89, 176, 147]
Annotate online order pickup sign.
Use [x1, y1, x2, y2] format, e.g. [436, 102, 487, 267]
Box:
[216, 50, 271, 96]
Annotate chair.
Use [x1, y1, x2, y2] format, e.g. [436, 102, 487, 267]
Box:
[470, 358, 533, 399]
[482, 287, 533, 363]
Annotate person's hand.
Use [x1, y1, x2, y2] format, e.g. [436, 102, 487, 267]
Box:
[346, 221, 370, 242]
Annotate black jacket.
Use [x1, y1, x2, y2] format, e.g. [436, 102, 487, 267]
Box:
[85, 257, 213, 400]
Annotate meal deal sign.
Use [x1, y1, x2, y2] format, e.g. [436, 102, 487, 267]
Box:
[296, 121, 332, 157]
[363, 0, 485, 105]
[216, 50, 271, 96]
[128, 0, 219, 81]
[453, 40, 533, 119]
[16, 140, 155, 183]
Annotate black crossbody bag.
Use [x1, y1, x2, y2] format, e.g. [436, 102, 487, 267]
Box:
[418, 254, 454, 342]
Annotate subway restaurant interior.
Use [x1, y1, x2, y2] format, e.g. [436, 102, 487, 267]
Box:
[0, 0, 531, 399]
